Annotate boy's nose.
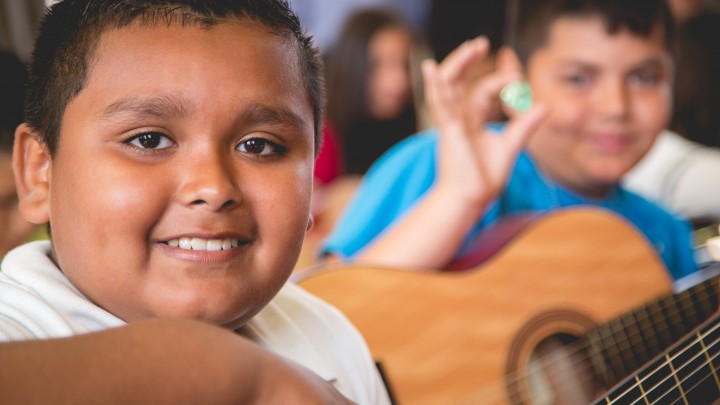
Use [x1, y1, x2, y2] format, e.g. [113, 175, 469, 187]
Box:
[177, 152, 240, 211]
[598, 80, 630, 120]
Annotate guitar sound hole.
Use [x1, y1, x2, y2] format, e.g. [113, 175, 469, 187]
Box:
[524, 334, 603, 405]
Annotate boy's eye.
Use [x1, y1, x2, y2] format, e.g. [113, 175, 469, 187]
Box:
[127, 132, 173, 149]
[236, 137, 285, 156]
[629, 70, 660, 86]
[563, 74, 591, 87]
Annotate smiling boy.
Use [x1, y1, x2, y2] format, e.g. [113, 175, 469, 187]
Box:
[0, 1, 389, 403]
[322, 0, 697, 281]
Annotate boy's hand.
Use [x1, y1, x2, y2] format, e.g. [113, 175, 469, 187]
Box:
[422, 37, 547, 212]
[353, 38, 547, 269]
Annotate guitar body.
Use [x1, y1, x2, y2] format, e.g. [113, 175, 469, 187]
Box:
[294, 208, 674, 404]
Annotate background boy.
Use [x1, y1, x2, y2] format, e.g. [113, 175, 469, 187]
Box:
[322, 0, 697, 281]
[0, 0, 389, 403]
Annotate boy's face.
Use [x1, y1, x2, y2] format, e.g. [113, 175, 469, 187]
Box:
[40, 20, 315, 328]
[524, 17, 672, 197]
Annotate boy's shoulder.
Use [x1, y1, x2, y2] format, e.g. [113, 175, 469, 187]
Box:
[0, 241, 124, 340]
[247, 282, 389, 403]
[617, 185, 687, 223]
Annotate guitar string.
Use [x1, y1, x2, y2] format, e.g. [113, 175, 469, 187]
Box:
[666, 356, 720, 405]
[637, 330, 720, 405]
[604, 318, 720, 405]
[646, 331, 720, 405]
[497, 285, 717, 392]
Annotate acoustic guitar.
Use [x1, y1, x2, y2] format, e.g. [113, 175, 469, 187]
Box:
[293, 208, 717, 404]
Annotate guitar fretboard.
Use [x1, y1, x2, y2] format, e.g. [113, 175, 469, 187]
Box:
[584, 278, 719, 389]
[593, 311, 720, 404]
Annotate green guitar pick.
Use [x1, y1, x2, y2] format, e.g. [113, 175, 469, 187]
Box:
[500, 81, 533, 112]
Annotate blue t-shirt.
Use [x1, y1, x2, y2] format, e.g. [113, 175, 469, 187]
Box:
[322, 128, 698, 280]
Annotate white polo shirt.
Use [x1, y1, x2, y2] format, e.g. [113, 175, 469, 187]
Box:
[0, 241, 390, 405]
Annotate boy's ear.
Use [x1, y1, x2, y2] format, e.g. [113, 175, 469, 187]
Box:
[495, 46, 526, 119]
[13, 123, 51, 224]
[306, 214, 314, 233]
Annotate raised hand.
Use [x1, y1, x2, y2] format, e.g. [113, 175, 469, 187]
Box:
[353, 37, 546, 269]
[422, 37, 547, 211]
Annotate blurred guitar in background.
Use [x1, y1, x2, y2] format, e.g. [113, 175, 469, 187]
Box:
[293, 208, 719, 404]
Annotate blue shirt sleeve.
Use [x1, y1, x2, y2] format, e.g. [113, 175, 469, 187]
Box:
[321, 130, 440, 258]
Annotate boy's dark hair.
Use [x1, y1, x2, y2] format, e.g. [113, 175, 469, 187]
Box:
[506, 0, 674, 67]
[0, 51, 28, 153]
[26, 0, 325, 157]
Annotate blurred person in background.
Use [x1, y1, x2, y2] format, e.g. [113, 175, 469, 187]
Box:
[299, 8, 417, 268]
[323, 8, 417, 176]
[0, 50, 40, 259]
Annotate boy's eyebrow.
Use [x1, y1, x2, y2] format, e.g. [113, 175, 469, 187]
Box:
[237, 102, 309, 132]
[98, 97, 309, 132]
[559, 56, 669, 70]
[100, 95, 191, 120]
[630, 58, 668, 70]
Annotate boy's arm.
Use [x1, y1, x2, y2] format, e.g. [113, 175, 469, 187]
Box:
[352, 37, 546, 269]
[0, 318, 354, 405]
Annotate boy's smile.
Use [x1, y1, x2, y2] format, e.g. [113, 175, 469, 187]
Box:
[524, 17, 673, 197]
[37, 20, 315, 328]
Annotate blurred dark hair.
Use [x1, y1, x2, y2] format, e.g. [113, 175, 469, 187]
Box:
[324, 8, 412, 135]
[428, 0, 508, 62]
[26, 0, 324, 156]
[507, 0, 674, 67]
[0, 51, 28, 153]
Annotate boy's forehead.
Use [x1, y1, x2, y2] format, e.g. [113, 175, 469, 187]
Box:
[71, 20, 313, 132]
[89, 19, 304, 90]
[540, 15, 670, 55]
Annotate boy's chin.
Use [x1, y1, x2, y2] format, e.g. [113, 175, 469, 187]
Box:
[586, 155, 640, 180]
[143, 288, 277, 329]
[153, 303, 262, 330]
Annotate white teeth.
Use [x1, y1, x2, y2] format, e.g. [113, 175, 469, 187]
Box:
[190, 238, 207, 250]
[206, 239, 222, 252]
[166, 237, 240, 251]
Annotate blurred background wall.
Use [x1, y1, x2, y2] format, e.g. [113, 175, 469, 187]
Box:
[0, 0, 45, 62]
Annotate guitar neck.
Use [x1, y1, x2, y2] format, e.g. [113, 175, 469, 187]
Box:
[584, 277, 719, 388]
[593, 311, 720, 404]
